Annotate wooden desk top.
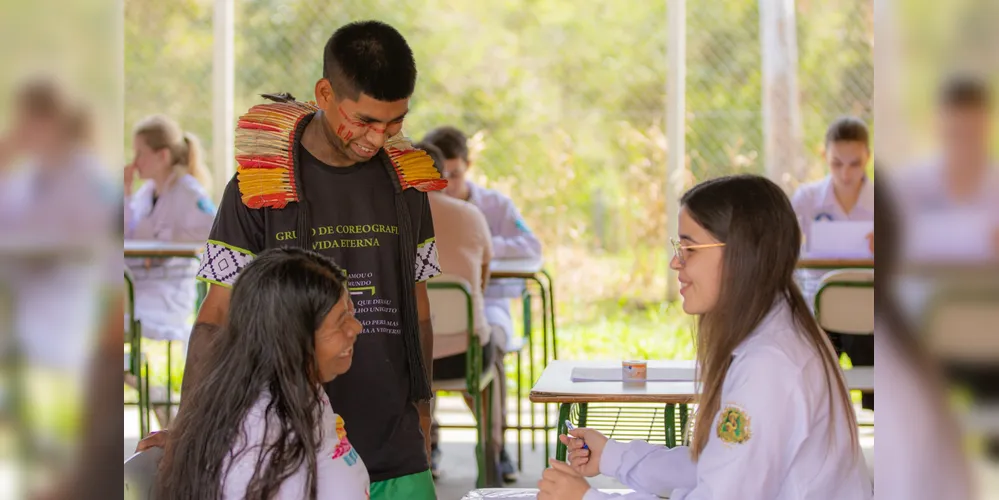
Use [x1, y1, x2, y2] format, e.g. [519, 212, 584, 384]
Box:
[489, 257, 545, 279]
[797, 257, 874, 269]
[529, 360, 874, 404]
[529, 360, 698, 404]
[124, 240, 203, 259]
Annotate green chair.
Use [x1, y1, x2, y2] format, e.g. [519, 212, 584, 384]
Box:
[428, 275, 497, 488]
[814, 269, 875, 336]
[124, 268, 151, 437]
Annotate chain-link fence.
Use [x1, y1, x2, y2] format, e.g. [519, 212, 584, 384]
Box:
[125, 0, 873, 308]
[124, 0, 214, 170]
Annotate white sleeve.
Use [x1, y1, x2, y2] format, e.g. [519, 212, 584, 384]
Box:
[124, 194, 137, 239]
[492, 196, 542, 259]
[591, 439, 697, 497]
[669, 358, 803, 500]
[172, 191, 217, 243]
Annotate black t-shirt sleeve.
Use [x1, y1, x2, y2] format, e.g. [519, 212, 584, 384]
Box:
[196, 176, 265, 288]
[413, 191, 442, 283]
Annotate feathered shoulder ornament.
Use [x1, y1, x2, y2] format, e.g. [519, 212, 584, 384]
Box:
[234, 93, 445, 209]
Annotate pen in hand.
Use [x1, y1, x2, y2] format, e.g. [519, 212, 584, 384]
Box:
[564, 420, 589, 450]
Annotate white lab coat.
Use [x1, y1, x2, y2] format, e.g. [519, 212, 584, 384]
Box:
[124, 174, 215, 341]
[891, 160, 999, 262]
[0, 150, 117, 376]
[583, 300, 873, 500]
[790, 175, 875, 303]
[466, 181, 542, 351]
[790, 175, 875, 252]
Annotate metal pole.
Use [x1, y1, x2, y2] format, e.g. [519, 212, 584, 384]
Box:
[666, 0, 687, 301]
[212, 0, 235, 201]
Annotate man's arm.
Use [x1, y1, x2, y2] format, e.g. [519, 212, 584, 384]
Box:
[178, 285, 231, 401]
[415, 281, 434, 458]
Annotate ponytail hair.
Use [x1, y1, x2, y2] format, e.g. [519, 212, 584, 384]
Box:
[134, 115, 212, 192]
[181, 132, 212, 193]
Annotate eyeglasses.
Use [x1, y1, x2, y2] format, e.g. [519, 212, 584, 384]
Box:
[670, 237, 726, 267]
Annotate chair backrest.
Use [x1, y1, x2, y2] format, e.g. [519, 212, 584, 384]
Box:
[814, 269, 875, 335]
[124, 447, 163, 500]
[427, 274, 473, 337]
[925, 287, 999, 364]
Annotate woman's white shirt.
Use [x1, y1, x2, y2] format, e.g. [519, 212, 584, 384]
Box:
[584, 301, 873, 500]
[222, 390, 370, 499]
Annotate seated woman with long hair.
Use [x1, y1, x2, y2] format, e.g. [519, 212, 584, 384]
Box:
[155, 248, 366, 499]
[539, 175, 872, 500]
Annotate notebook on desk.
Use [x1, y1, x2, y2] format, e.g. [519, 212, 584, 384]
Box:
[807, 220, 874, 258]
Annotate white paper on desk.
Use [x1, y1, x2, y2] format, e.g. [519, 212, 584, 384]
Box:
[571, 367, 694, 382]
[905, 210, 993, 261]
[808, 221, 874, 257]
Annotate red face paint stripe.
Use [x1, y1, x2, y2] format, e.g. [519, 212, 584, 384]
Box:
[338, 106, 368, 128]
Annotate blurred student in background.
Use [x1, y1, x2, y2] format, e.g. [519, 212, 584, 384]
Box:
[0, 77, 118, 500]
[423, 126, 541, 481]
[0, 77, 116, 376]
[124, 115, 216, 345]
[894, 75, 999, 261]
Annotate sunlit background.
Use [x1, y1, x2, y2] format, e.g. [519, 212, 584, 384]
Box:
[0, 0, 997, 498]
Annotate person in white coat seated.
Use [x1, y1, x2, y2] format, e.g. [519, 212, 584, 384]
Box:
[539, 175, 872, 500]
[124, 115, 216, 344]
[791, 116, 874, 257]
[423, 126, 543, 481]
[790, 116, 874, 409]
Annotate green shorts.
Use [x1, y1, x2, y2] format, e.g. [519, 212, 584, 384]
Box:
[369, 469, 435, 500]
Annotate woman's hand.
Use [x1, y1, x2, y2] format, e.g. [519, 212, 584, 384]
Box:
[559, 427, 608, 477]
[538, 459, 591, 500]
[124, 162, 137, 197]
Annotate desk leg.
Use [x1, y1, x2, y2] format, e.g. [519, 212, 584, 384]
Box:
[518, 289, 532, 471]
[525, 291, 536, 453]
[679, 404, 690, 446]
[541, 270, 557, 360]
[534, 278, 550, 460]
[665, 404, 676, 448]
[555, 403, 571, 463]
[578, 402, 589, 428]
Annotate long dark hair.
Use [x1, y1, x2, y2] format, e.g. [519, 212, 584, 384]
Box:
[156, 248, 348, 499]
[681, 175, 858, 459]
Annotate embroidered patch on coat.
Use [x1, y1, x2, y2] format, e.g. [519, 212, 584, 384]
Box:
[716, 405, 751, 444]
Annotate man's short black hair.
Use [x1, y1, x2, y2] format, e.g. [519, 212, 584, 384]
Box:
[414, 141, 446, 175]
[939, 74, 992, 110]
[323, 21, 417, 102]
[825, 116, 870, 149]
[422, 126, 469, 162]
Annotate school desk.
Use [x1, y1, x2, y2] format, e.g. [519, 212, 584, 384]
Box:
[531, 360, 875, 467]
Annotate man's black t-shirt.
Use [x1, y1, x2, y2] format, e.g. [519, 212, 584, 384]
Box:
[196, 145, 441, 482]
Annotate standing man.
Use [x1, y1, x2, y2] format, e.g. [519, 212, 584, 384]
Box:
[140, 21, 445, 499]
